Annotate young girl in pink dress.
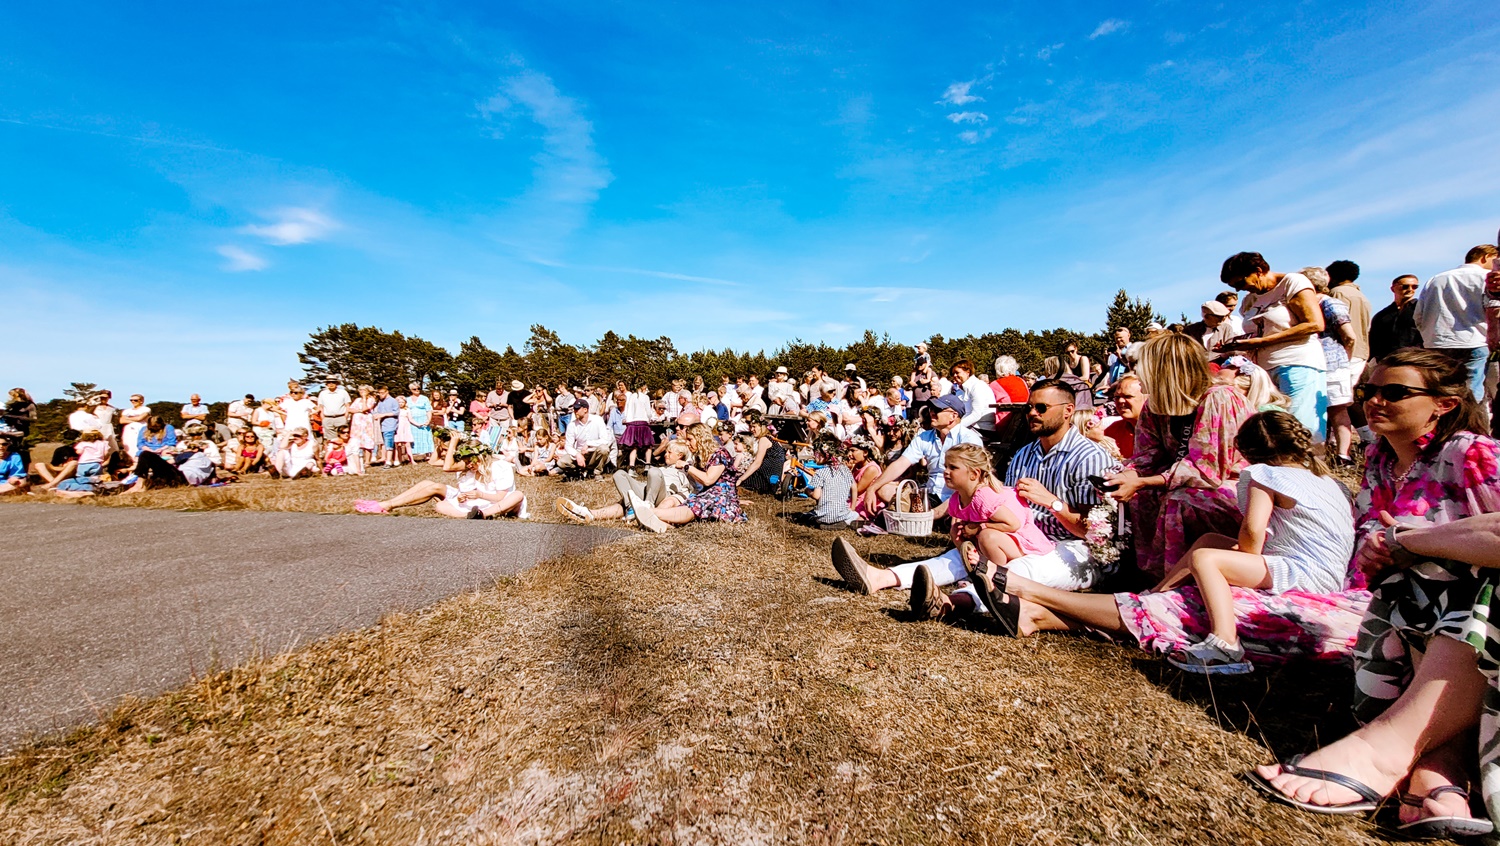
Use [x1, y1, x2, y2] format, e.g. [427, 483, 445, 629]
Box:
[392, 397, 414, 466]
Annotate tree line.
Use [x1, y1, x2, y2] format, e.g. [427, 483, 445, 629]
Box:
[296, 289, 1164, 398]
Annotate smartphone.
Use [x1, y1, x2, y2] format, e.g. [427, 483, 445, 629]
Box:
[1087, 474, 1120, 492]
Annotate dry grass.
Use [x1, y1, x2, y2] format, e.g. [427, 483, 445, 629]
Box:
[0, 465, 1433, 844]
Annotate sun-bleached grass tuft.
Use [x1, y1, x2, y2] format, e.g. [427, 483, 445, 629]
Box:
[1, 465, 1410, 844]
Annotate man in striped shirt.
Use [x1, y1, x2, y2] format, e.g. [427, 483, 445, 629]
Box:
[999, 379, 1121, 588]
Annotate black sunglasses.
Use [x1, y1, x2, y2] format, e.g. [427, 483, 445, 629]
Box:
[1028, 401, 1067, 414]
[1354, 383, 1437, 404]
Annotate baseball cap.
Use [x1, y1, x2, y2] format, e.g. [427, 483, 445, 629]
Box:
[1201, 300, 1230, 317]
[1147, 321, 1165, 332]
[931, 394, 966, 413]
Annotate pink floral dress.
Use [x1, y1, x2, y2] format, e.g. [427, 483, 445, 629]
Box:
[1127, 384, 1252, 576]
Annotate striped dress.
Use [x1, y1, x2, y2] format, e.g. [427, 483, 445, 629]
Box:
[1236, 464, 1354, 594]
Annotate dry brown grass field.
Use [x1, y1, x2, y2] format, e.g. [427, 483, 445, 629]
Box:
[0, 462, 1435, 844]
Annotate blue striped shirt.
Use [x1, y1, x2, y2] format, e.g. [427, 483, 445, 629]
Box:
[1005, 427, 1120, 541]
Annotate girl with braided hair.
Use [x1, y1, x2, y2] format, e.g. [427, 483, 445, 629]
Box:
[1159, 410, 1355, 674]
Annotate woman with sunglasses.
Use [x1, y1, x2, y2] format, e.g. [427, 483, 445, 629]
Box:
[1248, 348, 1500, 836]
[1105, 332, 1254, 577]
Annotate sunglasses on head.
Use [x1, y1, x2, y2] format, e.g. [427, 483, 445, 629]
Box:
[1354, 383, 1437, 404]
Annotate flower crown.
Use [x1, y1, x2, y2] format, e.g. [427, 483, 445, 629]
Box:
[453, 438, 495, 461]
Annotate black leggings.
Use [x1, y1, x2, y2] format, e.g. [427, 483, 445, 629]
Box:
[134, 451, 188, 488]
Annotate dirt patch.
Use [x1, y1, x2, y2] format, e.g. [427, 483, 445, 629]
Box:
[0, 468, 1421, 844]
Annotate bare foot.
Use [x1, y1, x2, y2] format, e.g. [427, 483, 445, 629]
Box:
[1254, 733, 1408, 807]
[1400, 768, 1474, 825]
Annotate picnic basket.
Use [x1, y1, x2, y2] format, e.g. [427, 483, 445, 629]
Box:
[882, 479, 934, 537]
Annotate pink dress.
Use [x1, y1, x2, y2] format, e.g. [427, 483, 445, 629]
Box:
[394, 408, 414, 444]
[851, 461, 883, 520]
[349, 396, 379, 452]
[1127, 384, 1251, 576]
[947, 484, 1054, 556]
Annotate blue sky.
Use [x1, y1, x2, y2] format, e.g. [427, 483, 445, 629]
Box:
[4, 0, 1499, 400]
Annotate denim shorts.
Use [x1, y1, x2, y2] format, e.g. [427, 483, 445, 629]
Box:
[382, 429, 396, 450]
[57, 462, 102, 492]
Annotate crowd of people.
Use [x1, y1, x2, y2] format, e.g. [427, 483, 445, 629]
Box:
[4, 240, 1500, 837]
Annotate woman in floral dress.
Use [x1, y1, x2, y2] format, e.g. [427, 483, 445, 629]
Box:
[1107, 333, 1254, 576]
[1249, 348, 1500, 836]
[632, 422, 747, 530]
[348, 385, 380, 469]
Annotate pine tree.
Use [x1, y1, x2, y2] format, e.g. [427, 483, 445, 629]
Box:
[63, 382, 99, 402]
[1099, 289, 1164, 344]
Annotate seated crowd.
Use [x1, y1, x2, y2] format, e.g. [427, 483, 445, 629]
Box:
[4, 242, 1500, 837]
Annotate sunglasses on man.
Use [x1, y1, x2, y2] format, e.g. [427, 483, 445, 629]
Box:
[1353, 383, 1437, 404]
[1027, 401, 1068, 415]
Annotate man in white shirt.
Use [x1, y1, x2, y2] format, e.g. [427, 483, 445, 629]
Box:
[316, 379, 352, 436]
[227, 394, 256, 433]
[280, 385, 317, 446]
[559, 403, 613, 477]
[1415, 244, 1497, 403]
[743, 375, 767, 414]
[181, 394, 210, 425]
[766, 367, 797, 413]
[861, 394, 982, 513]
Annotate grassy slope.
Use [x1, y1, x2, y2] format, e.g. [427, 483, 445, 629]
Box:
[0, 467, 1421, 844]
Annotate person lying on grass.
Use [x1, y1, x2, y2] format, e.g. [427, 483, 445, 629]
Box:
[624, 422, 746, 533]
[354, 435, 526, 519]
[1158, 410, 1354, 675]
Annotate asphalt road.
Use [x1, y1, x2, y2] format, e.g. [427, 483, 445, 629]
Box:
[0, 503, 625, 751]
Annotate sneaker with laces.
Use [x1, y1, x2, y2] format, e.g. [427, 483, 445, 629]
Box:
[555, 496, 592, 522]
[1168, 634, 1253, 675]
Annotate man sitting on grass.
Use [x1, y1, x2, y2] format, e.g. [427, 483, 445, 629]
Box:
[558, 403, 613, 478]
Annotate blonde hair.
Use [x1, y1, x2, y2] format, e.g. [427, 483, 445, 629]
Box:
[1136, 333, 1211, 417]
[683, 423, 718, 467]
[942, 443, 994, 486]
[1235, 367, 1289, 412]
[665, 441, 692, 463]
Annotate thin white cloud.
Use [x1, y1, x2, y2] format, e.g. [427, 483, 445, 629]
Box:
[478, 68, 613, 253]
[216, 244, 268, 272]
[946, 111, 988, 125]
[1089, 19, 1130, 40]
[240, 207, 339, 246]
[1036, 43, 1065, 61]
[939, 81, 982, 106]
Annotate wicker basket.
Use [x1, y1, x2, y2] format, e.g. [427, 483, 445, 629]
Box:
[882, 479, 934, 537]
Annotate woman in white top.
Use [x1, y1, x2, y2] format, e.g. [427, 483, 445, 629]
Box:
[354, 436, 526, 518]
[620, 381, 657, 468]
[118, 394, 152, 460]
[950, 359, 997, 432]
[1219, 251, 1328, 442]
[279, 385, 318, 448]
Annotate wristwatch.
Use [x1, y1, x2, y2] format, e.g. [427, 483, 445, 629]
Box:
[1049, 499, 1066, 513]
[1384, 524, 1419, 568]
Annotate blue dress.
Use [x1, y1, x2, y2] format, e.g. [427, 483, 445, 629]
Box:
[408, 396, 435, 456]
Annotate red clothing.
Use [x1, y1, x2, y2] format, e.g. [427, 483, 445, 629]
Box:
[1104, 418, 1136, 459]
[989, 375, 1030, 427]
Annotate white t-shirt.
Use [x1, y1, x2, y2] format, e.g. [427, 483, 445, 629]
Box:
[317, 387, 351, 417]
[281, 397, 316, 434]
[1241, 272, 1326, 370]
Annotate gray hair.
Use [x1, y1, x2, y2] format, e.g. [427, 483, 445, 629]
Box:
[993, 355, 1020, 377]
[1302, 266, 1331, 294]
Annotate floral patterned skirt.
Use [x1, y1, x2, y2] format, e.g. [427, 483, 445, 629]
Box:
[1117, 585, 1371, 665]
[686, 482, 747, 523]
[1131, 484, 1243, 577]
[1353, 561, 1500, 826]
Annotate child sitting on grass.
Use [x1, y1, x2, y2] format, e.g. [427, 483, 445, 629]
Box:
[1160, 410, 1355, 675]
[794, 434, 857, 529]
[323, 435, 348, 476]
[940, 443, 1055, 610]
[51, 430, 109, 495]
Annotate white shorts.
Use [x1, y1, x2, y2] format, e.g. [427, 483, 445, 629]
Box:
[1325, 365, 1353, 407]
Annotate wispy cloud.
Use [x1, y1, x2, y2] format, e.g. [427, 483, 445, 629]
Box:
[1036, 43, 1065, 61]
[478, 68, 613, 251]
[240, 207, 339, 246]
[216, 244, 269, 272]
[946, 111, 988, 125]
[1089, 19, 1130, 40]
[938, 80, 983, 106]
[957, 129, 995, 144]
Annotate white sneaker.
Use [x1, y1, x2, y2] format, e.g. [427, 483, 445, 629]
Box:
[517, 496, 529, 519]
[628, 492, 669, 533]
[1168, 634, 1253, 675]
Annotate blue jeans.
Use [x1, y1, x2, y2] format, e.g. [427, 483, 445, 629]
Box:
[57, 462, 102, 492]
[1271, 364, 1329, 443]
[1439, 347, 1488, 403]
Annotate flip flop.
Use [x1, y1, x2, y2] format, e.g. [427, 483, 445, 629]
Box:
[1398, 786, 1495, 838]
[1243, 755, 1383, 815]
